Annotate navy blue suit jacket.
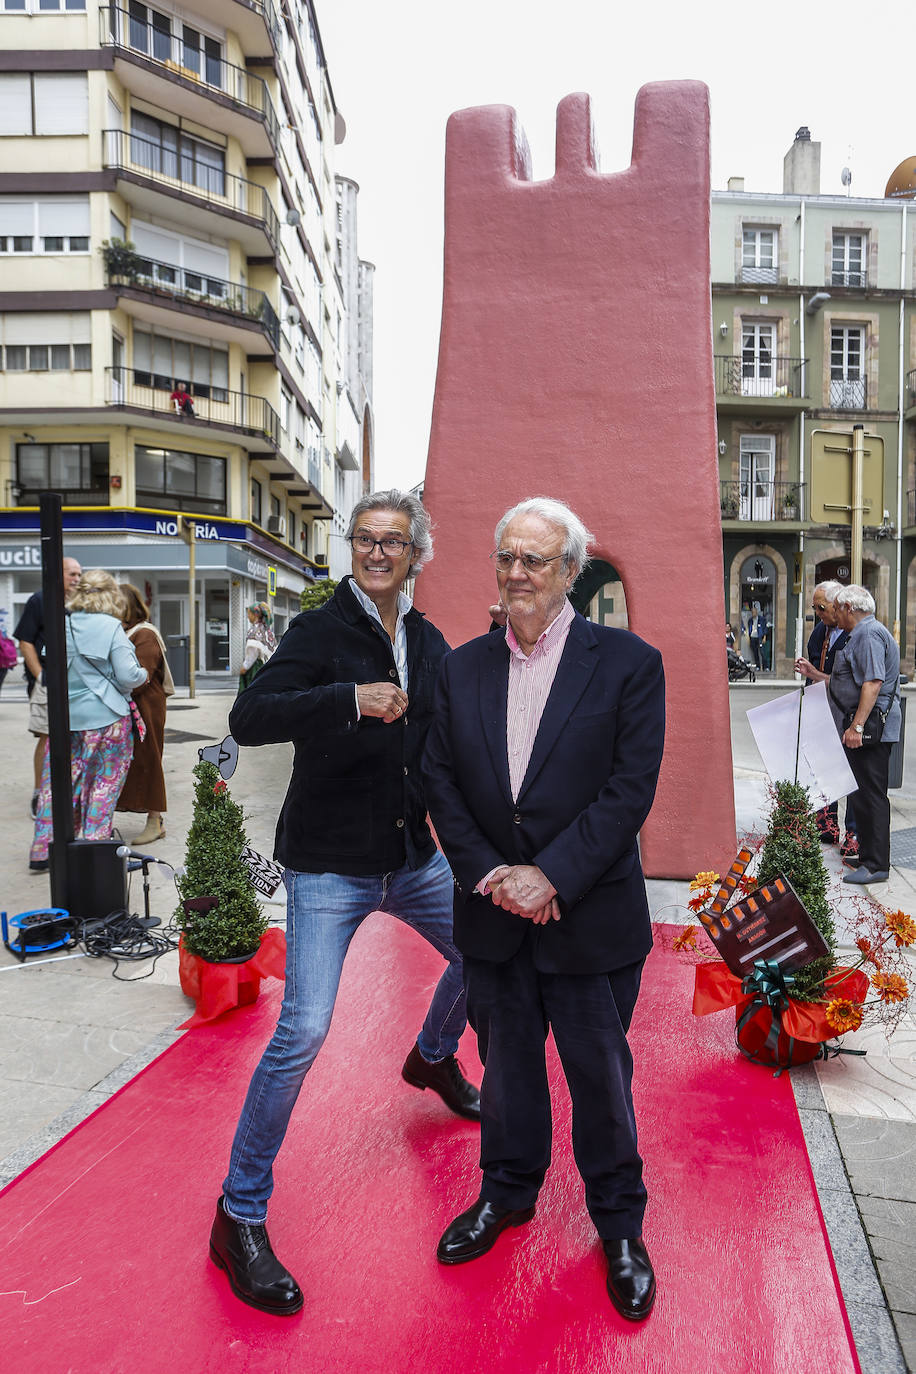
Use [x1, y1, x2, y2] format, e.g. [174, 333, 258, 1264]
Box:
[422, 614, 665, 974]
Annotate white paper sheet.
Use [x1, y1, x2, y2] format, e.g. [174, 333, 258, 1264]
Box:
[746, 681, 857, 807]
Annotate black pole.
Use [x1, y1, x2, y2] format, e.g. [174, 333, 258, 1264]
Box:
[40, 493, 74, 908]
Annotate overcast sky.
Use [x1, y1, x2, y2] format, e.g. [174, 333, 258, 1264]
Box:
[318, 0, 911, 491]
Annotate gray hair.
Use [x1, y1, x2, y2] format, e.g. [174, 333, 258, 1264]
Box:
[814, 580, 844, 603]
[494, 497, 593, 580]
[835, 584, 875, 615]
[345, 488, 433, 571]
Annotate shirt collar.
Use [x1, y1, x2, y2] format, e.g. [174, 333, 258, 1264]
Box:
[505, 597, 575, 660]
[348, 576, 412, 627]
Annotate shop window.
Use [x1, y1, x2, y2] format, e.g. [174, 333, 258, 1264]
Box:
[135, 443, 226, 514]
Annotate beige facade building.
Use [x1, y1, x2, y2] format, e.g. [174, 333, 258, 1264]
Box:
[0, 0, 373, 680]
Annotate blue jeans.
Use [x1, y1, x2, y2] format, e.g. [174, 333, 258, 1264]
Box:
[222, 848, 465, 1222]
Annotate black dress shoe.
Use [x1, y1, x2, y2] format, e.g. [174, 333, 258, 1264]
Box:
[209, 1197, 303, 1315]
[437, 1197, 536, 1264]
[603, 1237, 656, 1321]
[402, 1044, 481, 1120]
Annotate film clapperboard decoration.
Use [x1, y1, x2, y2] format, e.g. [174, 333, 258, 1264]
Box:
[240, 845, 284, 898]
[697, 848, 831, 1069]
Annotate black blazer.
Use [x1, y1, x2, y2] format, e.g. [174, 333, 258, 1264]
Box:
[422, 614, 665, 974]
[228, 577, 449, 875]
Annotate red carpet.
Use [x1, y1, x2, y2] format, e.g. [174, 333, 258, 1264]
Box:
[0, 920, 858, 1374]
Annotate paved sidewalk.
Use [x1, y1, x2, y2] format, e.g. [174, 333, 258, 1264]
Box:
[0, 679, 913, 1370]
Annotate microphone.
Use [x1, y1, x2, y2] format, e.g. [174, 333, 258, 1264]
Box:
[116, 845, 176, 869]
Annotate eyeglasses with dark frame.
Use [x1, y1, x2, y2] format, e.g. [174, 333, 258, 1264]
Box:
[348, 534, 414, 556]
[490, 549, 568, 574]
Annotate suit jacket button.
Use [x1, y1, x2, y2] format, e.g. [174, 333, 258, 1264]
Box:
[388, 668, 398, 679]
[396, 818, 405, 828]
[513, 812, 522, 824]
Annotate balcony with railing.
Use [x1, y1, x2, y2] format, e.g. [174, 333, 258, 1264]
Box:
[103, 129, 279, 257]
[830, 270, 867, 288]
[105, 366, 279, 450]
[827, 377, 867, 410]
[104, 248, 280, 349]
[101, 7, 280, 156]
[720, 479, 806, 524]
[715, 356, 809, 410]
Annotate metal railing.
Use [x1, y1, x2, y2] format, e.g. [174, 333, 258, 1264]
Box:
[105, 366, 279, 447]
[828, 377, 867, 410]
[103, 129, 279, 252]
[101, 7, 280, 150]
[720, 479, 806, 522]
[105, 252, 279, 349]
[715, 355, 808, 399]
[830, 269, 867, 288]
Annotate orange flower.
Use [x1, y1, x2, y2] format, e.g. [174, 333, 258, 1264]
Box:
[687, 894, 709, 913]
[870, 972, 909, 1005]
[824, 998, 864, 1034]
[855, 936, 882, 966]
[885, 910, 916, 948]
[672, 926, 698, 952]
[690, 871, 719, 892]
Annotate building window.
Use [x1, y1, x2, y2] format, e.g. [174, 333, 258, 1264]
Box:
[133, 329, 228, 402]
[287, 510, 295, 546]
[0, 196, 90, 252]
[831, 232, 866, 287]
[2, 1, 85, 10]
[16, 442, 108, 503]
[741, 227, 778, 284]
[740, 322, 776, 396]
[1, 310, 92, 370]
[280, 386, 292, 432]
[135, 444, 226, 514]
[0, 72, 88, 136]
[250, 477, 262, 524]
[129, 111, 225, 196]
[830, 326, 866, 408]
[0, 341, 90, 370]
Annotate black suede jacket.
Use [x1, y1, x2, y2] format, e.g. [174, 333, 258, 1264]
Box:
[228, 576, 449, 875]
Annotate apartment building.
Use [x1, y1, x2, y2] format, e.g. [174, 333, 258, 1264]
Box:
[714, 128, 916, 676]
[0, 0, 373, 679]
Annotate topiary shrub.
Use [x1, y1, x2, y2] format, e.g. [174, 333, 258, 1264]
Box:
[756, 780, 837, 999]
[300, 577, 337, 612]
[176, 760, 268, 961]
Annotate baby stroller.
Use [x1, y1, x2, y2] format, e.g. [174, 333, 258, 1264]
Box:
[727, 647, 756, 683]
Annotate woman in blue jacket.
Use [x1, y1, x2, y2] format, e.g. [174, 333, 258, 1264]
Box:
[29, 569, 147, 872]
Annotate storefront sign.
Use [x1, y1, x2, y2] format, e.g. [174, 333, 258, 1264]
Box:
[0, 545, 41, 568]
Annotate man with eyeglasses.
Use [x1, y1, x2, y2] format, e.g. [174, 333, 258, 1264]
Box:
[209, 489, 478, 1315]
[794, 580, 858, 855]
[423, 497, 665, 1320]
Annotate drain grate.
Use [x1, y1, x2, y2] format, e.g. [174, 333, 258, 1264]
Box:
[890, 825, 916, 869]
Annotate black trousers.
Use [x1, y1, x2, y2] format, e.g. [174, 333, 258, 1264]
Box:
[844, 742, 892, 873]
[464, 935, 647, 1240]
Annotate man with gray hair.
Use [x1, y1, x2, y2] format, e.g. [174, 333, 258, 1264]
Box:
[424, 496, 665, 1320]
[209, 489, 479, 1314]
[827, 585, 901, 886]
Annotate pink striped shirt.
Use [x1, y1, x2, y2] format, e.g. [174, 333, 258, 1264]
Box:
[505, 598, 576, 800]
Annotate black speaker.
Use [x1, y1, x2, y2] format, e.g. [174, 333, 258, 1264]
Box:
[50, 840, 128, 922]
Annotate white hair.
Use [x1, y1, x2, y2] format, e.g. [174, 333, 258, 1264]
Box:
[814, 580, 844, 603]
[835, 584, 875, 615]
[494, 497, 593, 579]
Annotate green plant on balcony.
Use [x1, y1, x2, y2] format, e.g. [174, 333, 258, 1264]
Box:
[783, 487, 799, 520]
[100, 238, 141, 284]
[721, 492, 740, 520]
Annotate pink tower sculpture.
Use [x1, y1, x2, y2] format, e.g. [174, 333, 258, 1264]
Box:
[416, 83, 736, 879]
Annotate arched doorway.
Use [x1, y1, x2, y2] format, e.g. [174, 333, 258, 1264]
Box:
[571, 559, 628, 628]
[815, 555, 879, 604]
[740, 553, 776, 672]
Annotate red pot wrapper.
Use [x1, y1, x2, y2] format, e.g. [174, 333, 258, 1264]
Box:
[178, 927, 286, 1028]
[693, 961, 870, 1044]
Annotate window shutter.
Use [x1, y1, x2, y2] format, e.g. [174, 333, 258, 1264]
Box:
[34, 73, 89, 135]
[0, 197, 37, 235]
[37, 197, 90, 238]
[2, 311, 90, 345]
[0, 75, 32, 135]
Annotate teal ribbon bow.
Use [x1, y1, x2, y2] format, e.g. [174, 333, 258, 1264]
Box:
[736, 959, 799, 1075]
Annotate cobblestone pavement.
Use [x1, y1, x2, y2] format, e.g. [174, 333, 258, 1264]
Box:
[0, 675, 913, 1370]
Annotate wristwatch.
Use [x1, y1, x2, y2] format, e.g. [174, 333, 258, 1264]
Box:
[853, 723, 864, 735]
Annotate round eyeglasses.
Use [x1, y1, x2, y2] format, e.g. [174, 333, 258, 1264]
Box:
[490, 550, 568, 574]
[348, 535, 413, 556]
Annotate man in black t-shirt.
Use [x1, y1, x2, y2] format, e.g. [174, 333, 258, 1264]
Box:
[14, 556, 82, 816]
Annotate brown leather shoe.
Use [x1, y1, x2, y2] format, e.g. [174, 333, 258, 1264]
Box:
[603, 1237, 656, 1321]
[437, 1197, 536, 1264]
[209, 1197, 303, 1315]
[402, 1044, 480, 1120]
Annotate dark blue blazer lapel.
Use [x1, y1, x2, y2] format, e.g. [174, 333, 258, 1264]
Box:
[517, 615, 598, 802]
[480, 631, 513, 807]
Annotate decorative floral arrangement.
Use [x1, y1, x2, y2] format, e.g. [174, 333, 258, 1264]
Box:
[659, 781, 914, 1064]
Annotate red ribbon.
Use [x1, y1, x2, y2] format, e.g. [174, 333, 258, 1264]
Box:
[178, 927, 287, 1028]
[693, 961, 869, 1043]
